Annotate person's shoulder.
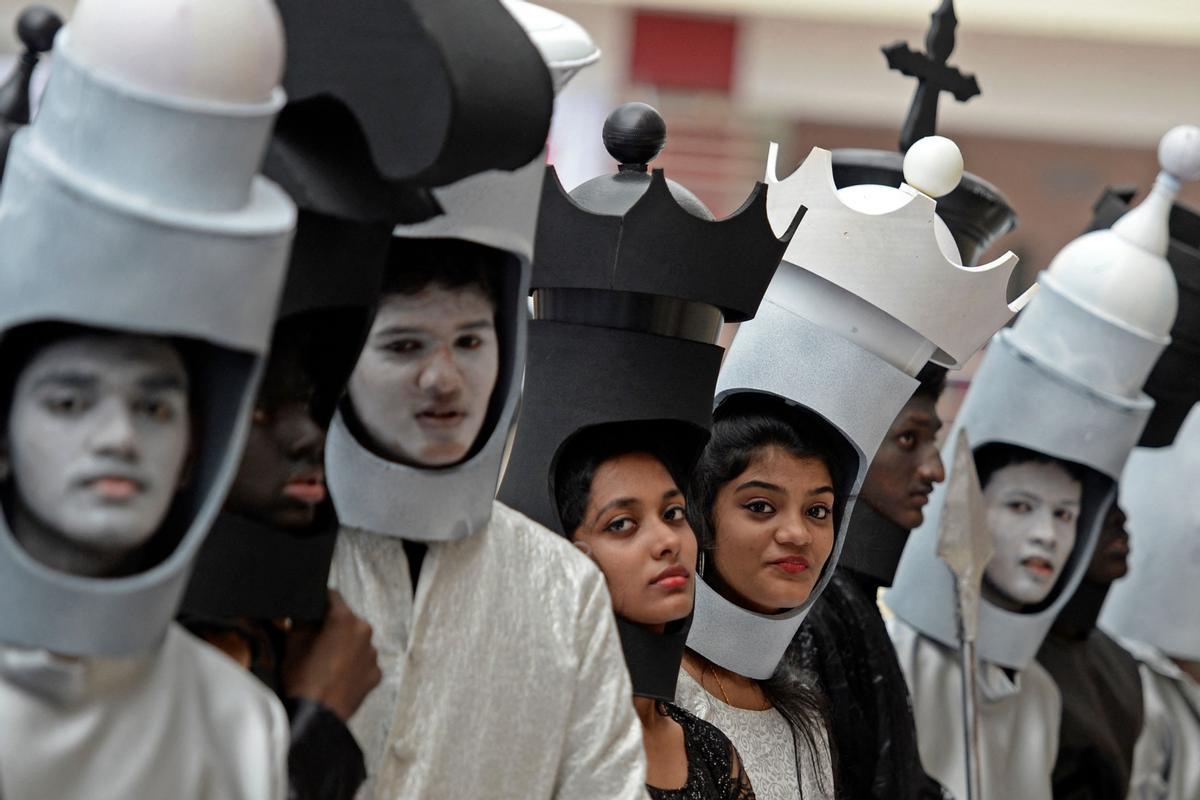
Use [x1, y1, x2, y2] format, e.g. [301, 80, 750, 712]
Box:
[488, 501, 606, 583]
[167, 623, 284, 711]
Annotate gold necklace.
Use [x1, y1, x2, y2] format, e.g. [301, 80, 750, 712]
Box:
[706, 662, 769, 711]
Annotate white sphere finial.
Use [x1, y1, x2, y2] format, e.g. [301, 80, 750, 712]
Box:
[903, 136, 964, 199]
[1159, 125, 1200, 184]
[69, 0, 285, 105]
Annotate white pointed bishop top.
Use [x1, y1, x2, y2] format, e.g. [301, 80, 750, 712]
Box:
[764, 135, 1030, 372]
[1011, 124, 1200, 398]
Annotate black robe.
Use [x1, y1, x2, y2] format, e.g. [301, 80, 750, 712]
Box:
[1037, 579, 1143, 800]
[794, 503, 948, 800]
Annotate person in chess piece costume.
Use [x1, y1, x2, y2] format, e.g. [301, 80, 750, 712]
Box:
[1099, 406, 1200, 800]
[497, 98, 800, 799]
[178, 1, 571, 795]
[1035, 501, 1142, 800]
[0, 0, 298, 797]
[553, 424, 757, 800]
[887, 125, 1200, 800]
[675, 135, 1025, 800]
[324, 8, 647, 797]
[792, 363, 951, 800]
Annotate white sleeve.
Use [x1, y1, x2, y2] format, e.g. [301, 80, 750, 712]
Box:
[1126, 665, 1171, 800]
[553, 571, 650, 800]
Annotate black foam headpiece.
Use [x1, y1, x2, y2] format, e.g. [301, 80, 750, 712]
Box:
[1089, 187, 1200, 447]
[182, 0, 555, 624]
[498, 102, 804, 533]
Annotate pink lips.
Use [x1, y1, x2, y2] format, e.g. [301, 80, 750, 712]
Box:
[89, 477, 142, 501]
[1022, 556, 1054, 578]
[771, 556, 810, 575]
[416, 409, 466, 430]
[282, 473, 326, 505]
[651, 564, 690, 589]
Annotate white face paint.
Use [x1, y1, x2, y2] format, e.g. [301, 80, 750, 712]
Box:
[982, 460, 1082, 607]
[348, 286, 499, 468]
[6, 335, 190, 567]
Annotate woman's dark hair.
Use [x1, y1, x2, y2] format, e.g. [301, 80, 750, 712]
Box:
[686, 392, 851, 798]
[382, 236, 503, 309]
[553, 421, 696, 538]
[687, 393, 852, 551]
[973, 441, 1088, 490]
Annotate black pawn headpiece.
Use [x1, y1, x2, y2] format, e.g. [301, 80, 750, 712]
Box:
[0, 5, 61, 180]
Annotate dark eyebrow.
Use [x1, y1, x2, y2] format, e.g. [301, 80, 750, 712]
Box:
[735, 479, 784, 494]
[32, 372, 97, 391]
[662, 488, 682, 501]
[138, 374, 186, 392]
[808, 485, 835, 498]
[457, 320, 493, 332]
[590, 497, 637, 527]
[374, 326, 422, 338]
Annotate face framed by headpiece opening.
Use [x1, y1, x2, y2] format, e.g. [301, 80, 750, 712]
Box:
[0, 325, 193, 577]
[975, 443, 1085, 611]
[223, 320, 327, 530]
[554, 423, 698, 630]
[348, 237, 508, 469]
[690, 394, 851, 616]
[860, 364, 947, 531]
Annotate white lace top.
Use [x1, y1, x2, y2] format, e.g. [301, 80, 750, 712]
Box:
[675, 669, 834, 800]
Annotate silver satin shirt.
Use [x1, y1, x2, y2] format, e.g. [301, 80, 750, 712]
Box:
[1123, 639, 1200, 800]
[330, 501, 649, 800]
[887, 616, 1062, 800]
[0, 623, 288, 800]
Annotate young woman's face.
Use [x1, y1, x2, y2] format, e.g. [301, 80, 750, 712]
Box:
[349, 285, 498, 467]
[982, 460, 1082, 608]
[709, 445, 836, 615]
[6, 335, 190, 558]
[571, 452, 696, 629]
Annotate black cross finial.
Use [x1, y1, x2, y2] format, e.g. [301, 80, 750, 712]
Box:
[882, 0, 980, 153]
[0, 5, 62, 179]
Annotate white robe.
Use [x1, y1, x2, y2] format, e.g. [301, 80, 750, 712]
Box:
[887, 616, 1061, 800]
[330, 500, 648, 800]
[0, 623, 288, 800]
[1122, 640, 1200, 800]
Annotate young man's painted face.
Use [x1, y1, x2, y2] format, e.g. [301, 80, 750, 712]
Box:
[860, 393, 945, 530]
[223, 336, 325, 529]
[349, 284, 499, 468]
[709, 446, 836, 615]
[1085, 502, 1130, 585]
[982, 460, 1082, 608]
[5, 335, 190, 563]
[570, 452, 695, 629]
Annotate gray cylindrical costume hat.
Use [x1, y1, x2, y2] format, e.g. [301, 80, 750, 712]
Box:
[0, 9, 295, 656]
[1100, 405, 1200, 662]
[182, 0, 557, 622]
[888, 126, 1200, 671]
[689, 137, 1027, 680]
[1087, 187, 1200, 447]
[324, 0, 558, 545]
[496, 102, 801, 701]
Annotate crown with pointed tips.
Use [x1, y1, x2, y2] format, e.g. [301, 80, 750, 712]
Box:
[765, 142, 1030, 369]
[534, 167, 802, 323]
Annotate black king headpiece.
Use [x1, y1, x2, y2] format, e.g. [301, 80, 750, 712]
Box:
[498, 102, 803, 702]
[833, 0, 1014, 267]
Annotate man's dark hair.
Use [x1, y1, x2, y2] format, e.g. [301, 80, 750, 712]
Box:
[973, 441, 1088, 490]
[382, 236, 504, 308]
[913, 362, 948, 402]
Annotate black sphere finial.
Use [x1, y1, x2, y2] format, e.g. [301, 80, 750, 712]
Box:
[602, 102, 666, 173]
[17, 5, 62, 55]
